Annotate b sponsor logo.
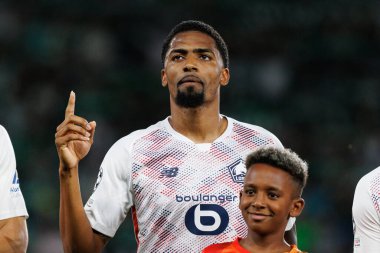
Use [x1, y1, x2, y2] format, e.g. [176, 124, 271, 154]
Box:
[227, 159, 246, 183]
[185, 204, 229, 235]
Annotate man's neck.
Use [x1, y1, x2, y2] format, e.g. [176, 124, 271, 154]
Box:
[169, 103, 227, 144]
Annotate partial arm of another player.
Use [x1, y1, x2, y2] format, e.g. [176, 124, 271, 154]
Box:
[56, 91, 110, 253]
[0, 216, 28, 253]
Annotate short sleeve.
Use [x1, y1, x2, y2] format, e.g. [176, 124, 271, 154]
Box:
[0, 125, 28, 220]
[352, 168, 380, 252]
[84, 138, 134, 237]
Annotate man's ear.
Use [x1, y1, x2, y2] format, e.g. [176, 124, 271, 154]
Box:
[289, 197, 305, 218]
[161, 69, 168, 87]
[220, 68, 230, 87]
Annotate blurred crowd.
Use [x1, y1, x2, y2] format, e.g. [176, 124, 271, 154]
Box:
[1, 1, 380, 252]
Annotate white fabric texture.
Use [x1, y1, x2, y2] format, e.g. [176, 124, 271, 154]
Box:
[353, 166, 380, 252]
[0, 125, 28, 220]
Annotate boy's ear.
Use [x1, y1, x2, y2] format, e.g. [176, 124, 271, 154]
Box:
[289, 197, 305, 217]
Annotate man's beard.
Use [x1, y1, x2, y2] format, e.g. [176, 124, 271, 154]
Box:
[175, 86, 204, 108]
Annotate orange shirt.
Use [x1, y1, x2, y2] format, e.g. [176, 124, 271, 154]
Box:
[202, 238, 304, 253]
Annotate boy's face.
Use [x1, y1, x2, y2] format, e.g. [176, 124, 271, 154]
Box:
[239, 163, 304, 236]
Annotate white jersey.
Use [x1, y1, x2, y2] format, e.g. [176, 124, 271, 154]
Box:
[352, 166, 380, 252]
[85, 116, 292, 252]
[0, 125, 28, 220]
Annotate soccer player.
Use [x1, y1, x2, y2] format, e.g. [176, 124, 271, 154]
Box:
[0, 125, 28, 253]
[352, 166, 380, 252]
[202, 147, 308, 253]
[55, 20, 296, 253]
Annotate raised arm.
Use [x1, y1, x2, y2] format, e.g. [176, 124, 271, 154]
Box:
[55, 91, 109, 253]
[0, 217, 28, 253]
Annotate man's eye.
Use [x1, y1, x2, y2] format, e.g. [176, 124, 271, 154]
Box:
[200, 55, 210, 60]
[172, 55, 184, 61]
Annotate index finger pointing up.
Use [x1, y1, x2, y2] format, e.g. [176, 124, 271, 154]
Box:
[65, 91, 76, 118]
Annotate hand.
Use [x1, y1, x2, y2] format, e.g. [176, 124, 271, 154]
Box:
[55, 91, 96, 172]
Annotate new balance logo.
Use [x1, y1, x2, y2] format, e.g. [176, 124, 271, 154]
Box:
[12, 171, 19, 185]
[10, 171, 21, 193]
[160, 167, 179, 178]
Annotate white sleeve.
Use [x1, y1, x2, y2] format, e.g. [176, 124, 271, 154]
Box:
[84, 138, 134, 237]
[352, 168, 380, 253]
[0, 125, 28, 220]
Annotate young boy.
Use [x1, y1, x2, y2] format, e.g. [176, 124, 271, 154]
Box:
[202, 146, 308, 253]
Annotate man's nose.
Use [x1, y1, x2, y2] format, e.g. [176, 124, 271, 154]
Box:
[183, 57, 198, 72]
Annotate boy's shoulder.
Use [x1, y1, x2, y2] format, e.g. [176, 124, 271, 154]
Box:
[202, 238, 250, 253]
[202, 241, 234, 252]
[289, 244, 307, 253]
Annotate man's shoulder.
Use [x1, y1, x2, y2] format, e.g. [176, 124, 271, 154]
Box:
[0, 124, 9, 141]
[111, 119, 168, 149]
[356, 166, 380, 190]
[366, 166, 380, 182]
[100, 119, 168, 165]
[0, 124, 15, 169]
[228, 116, 275, 133]
[227, 116, 283, 147]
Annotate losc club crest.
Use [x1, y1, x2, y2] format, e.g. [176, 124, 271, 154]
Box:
[227, 159, 246, 184]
